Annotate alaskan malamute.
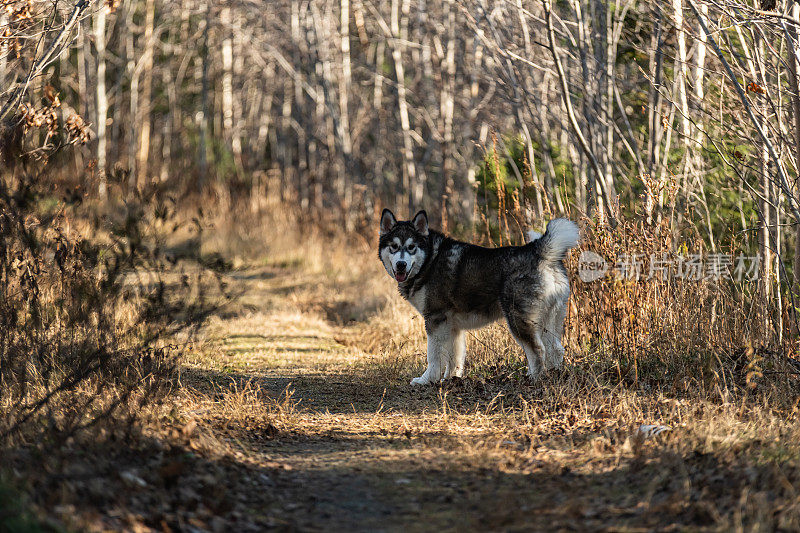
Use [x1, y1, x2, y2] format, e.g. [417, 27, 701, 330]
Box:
[378, 209, 578, 385]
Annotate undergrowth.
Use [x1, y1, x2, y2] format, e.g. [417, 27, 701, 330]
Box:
[0, 171, 223, 448]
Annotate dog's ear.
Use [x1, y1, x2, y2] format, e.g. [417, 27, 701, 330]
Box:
[380, 209, 397, 235]
[412, 210, 429, 236]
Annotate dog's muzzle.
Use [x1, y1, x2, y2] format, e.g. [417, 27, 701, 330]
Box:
[395, 261, 408, 282]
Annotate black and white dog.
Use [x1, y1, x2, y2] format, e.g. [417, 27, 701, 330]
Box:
[378, 209, 578, 385]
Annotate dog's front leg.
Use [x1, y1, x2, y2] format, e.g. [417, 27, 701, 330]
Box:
[443, 329, 465, 379]
[411, 320, 451, 385]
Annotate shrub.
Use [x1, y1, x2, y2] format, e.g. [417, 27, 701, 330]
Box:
[0, 173, 218, 446]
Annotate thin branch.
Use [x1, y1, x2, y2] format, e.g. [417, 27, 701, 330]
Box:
[542, 0, 616, 226]
[0, 0, 92, 123]
[686, 0, 800, 224]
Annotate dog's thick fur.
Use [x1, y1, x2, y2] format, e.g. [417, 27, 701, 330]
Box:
[378, 209, 578, 385]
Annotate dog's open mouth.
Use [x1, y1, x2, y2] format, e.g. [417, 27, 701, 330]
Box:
[395, 272, 408, 282]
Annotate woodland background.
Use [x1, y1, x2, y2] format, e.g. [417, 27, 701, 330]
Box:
[5, 0, 800, 299]
[3, 2, 797, 235]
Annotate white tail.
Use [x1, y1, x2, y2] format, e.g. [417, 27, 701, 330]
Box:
[537, 218, 579, 263]
[526, 229, 543, 242]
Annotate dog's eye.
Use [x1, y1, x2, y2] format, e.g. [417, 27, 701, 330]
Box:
[389, 244, 399, 253]
[407, 245, 417, 254]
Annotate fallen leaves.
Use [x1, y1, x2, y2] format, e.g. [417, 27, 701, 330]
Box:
[746, 81, 765, 95]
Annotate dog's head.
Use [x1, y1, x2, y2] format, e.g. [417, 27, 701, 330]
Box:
[378, 209, 429, 284]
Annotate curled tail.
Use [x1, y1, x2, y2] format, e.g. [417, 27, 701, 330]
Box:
[526, 229, 543, 242]
[532, 218, 579, 263]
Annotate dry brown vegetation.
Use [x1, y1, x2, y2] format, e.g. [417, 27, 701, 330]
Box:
[5, 193, 799, 531]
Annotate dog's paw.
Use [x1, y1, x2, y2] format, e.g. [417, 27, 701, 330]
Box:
[410, 376, 431, 386]
[526, 369, 543, 381]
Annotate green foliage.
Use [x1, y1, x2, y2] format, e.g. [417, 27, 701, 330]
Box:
[475, 135, 526, 198]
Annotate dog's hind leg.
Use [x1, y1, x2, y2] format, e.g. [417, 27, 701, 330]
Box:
[521, 331, 547, 378]
[443, 329, 466, 379]
[543, 299, 566, 370]
[505, 308, 547, 379]
[411, 320, 453, 385]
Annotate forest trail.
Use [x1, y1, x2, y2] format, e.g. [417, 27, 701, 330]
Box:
[177, 263, 488, 531]
[165, 259, 725, 532]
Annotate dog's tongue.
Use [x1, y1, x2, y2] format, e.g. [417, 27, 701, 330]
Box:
[395, 272, 408, 282]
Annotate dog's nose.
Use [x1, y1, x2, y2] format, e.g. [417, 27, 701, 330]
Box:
[396, 261, 407, 272]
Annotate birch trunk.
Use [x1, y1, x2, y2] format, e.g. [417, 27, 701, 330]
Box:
[789, 4, 800, 317]
[159, 65, 173, 183]
[681, 1, 708, 234]
[391, 0, 417, 212]
[291, 2, 309, 209]
[646, 5, 664, 187]
[198, 4, 210, 188]
[599, 0, 614, 216]
[340, 0, 353, 214]
[135, 0, 156, 188]
[439, 0, 456, 229]
[757, 34, 774, 337]
[232, 12, 244, 171]
[0, 12, 7, 102]
[672, 0, 690, 152]
[94, 4, 108, 198]
[126, 0, 138, 188]
[77, 16, 89, 171]
[221, 6, 236, 165]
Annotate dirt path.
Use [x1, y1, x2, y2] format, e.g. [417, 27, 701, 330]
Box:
[178, 266, 475, 531]
[164, 262, 713, 532]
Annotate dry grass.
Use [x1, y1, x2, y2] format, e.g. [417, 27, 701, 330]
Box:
[6, 197, 800, 530]
[0, 176, 206, 448]
[161, 204, 800, 530]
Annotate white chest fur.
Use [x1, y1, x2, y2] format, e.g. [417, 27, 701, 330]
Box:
[406, 286, 426, 314]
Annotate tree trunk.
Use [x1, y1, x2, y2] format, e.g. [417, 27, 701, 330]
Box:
[159, 65, 173, 183]
[340, 0, 353, 218]
[126, 0, 137, 189]
[221, 5, 242, 175]
[198, 3, 210, 189]
[789, 4, 800, 328]
[391, 0, 417, 213]
[681, 1, 708, 237]
[0, 11, 7, 101]
[646, 4, 664, 189]
[232, 11, 244, 172]
[135, 0, 156, 188]
[672, 0, 690, 155]
[94, 4, 108, 198]
[439, 0, 456, 230]
[757, 34, 774, 338]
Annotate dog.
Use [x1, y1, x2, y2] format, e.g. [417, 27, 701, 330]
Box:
[378, 209, 578, 385]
